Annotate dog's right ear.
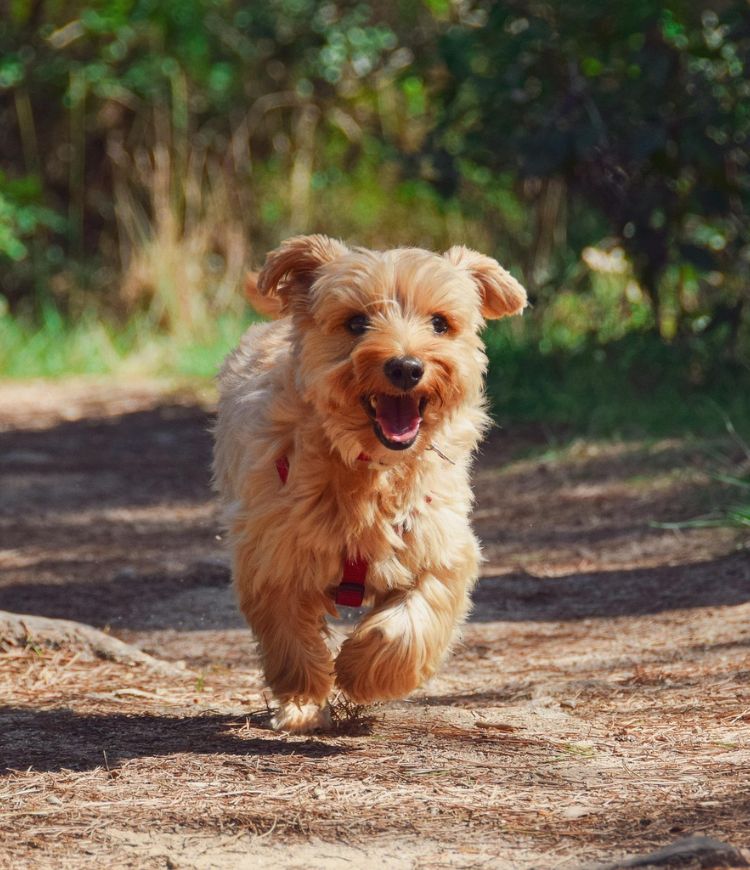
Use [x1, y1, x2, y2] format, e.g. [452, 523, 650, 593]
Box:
[444, 245, 527, 320]
[257, 235, 349, 312]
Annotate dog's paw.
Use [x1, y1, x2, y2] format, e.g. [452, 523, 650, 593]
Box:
[335, 630, 422, 704]
[271, 701, 332, 734]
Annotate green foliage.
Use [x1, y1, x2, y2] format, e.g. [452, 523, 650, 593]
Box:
[0, 172, 64, 260]
[485, 325, 750, 437]
[425, 2, 750, 347]
[0, 0, 409, 305]
[0, 0, 748, 439]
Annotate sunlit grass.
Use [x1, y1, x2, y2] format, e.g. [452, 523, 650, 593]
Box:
[0, 304, 255, 379]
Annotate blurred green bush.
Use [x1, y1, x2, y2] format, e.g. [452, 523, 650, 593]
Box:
[0, 0, 748, 423]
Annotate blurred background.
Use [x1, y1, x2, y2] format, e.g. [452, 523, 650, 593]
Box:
[1, 0, 749, 436]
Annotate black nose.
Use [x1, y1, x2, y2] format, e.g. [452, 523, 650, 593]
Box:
[384, 356, 424, 391]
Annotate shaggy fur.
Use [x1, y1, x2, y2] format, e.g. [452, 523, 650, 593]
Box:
[213, 236, 526, 732]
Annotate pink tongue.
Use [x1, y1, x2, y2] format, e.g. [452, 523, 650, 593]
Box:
[375, 394, 422, 442]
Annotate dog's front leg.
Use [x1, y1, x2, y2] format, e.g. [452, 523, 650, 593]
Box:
[334, 544, 477, 704]
[240, 588, 334, 732]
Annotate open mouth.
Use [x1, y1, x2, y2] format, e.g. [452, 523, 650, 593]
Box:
[361, 393, 427, 451]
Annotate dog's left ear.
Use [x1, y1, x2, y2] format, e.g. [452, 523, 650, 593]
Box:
[257, 234, 349, 312]
[444, 246, 527, 319]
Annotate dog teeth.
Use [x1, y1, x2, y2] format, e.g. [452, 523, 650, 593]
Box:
[369, 395, 377, 410]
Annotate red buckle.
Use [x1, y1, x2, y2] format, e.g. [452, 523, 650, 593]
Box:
[336, 556, 368, 607]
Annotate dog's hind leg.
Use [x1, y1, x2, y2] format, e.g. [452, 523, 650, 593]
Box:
[239, 587, 335, 732]
[334, 540, 478, 704]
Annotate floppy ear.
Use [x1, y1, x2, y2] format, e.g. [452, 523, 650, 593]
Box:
[244, 271, 283, 319]
[257, 234, 348, 312]
[444, 246, 527, 319]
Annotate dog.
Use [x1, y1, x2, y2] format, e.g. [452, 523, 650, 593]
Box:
[213, 235, 526, 732]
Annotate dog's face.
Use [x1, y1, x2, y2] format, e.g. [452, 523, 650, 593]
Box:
[257, 236, 526, 462]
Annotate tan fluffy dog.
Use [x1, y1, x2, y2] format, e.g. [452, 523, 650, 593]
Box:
[213, 235, 526, 732]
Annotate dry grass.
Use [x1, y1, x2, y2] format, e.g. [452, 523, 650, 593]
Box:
[1, 382, 749, 867]
[112, 117, 250, 337]
[2, 595, 749, 868]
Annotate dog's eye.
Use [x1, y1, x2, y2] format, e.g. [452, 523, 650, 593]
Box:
[431, 314, 449, 335]
[346, 314, 370, 336]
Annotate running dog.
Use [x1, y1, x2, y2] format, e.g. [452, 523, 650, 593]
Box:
[213, 235, 526, 731]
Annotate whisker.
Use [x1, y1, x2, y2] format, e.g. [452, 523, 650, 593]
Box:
[428, 443, 456, 465]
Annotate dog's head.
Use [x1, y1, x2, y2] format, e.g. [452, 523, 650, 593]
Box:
[257, 235, 527, 463]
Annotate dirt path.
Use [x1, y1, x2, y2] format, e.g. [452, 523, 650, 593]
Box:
[1, 379, 748, 868]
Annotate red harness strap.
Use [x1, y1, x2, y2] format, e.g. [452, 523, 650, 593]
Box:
[274, 456, 290, 484]
[337, 556, 368, 607]
[275, 454, 367, 608]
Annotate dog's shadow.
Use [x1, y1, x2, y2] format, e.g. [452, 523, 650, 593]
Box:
[0, 706, 372, 774]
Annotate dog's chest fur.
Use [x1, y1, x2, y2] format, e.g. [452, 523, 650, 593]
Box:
[266, 440, 474, 594]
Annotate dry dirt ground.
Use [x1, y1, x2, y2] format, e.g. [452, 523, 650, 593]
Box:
[1, 378, 749, 869]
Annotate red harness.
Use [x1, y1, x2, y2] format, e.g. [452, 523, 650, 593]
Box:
[275, 454, 369, 608]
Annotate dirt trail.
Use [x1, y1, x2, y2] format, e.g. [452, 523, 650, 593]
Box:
[1, 379, 748, 869]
